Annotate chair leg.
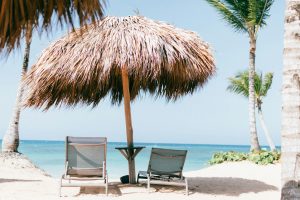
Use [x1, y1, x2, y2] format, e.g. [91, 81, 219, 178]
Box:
[185, 178, 188, 196]
[137, 173, 139, 183]
[147, 174, 150, 193]
[59, 177, 62, 197]
[105, 175, 108, 196]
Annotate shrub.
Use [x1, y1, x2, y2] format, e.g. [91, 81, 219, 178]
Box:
[248, 150, 281, 165]
[209, 150, 280, 165]
[209, 151, 248, 165]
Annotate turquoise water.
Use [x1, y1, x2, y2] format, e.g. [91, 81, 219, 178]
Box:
[2, 140, 256, 179]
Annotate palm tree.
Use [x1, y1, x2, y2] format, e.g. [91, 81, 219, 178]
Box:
[227, 70, 276, 151]
[206, 0, 274, 151]
[0, 0, 105, 152]
[281, 0, 300, 198]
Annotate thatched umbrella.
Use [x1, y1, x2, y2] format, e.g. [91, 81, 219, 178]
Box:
[22, 16, 215, 184]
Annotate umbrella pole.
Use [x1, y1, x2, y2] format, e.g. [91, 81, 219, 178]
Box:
[121, 68, 136, 184]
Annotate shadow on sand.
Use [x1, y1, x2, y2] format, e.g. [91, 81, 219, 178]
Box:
[77, 177, 278, 197]
[187, 177, 278, 196]
[0, 178, 42, 183]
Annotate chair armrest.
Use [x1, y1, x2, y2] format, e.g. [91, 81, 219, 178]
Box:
[103, 161, 106, 177]
[64, 161, 69, 177]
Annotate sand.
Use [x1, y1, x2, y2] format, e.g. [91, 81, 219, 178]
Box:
[0, 153, 280, 200]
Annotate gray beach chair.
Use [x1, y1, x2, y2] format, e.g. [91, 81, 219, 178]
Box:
[137, 148, 189, 195]
[59, 136, 108, 196]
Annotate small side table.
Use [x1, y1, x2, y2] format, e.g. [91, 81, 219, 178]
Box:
[115, 146, 145, 160]
[115, 146, 145, 183]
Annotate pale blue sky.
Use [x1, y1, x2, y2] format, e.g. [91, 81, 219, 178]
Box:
[0, 1, 284, 145]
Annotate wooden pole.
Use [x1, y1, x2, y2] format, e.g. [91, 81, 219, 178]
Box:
[121, 68, 136, 184]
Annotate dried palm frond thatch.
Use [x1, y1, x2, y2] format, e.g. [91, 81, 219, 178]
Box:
[0, 0, 105, 55]
[23, 16, 215, 109]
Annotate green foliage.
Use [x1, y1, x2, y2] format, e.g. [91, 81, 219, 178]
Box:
[209, 151, 248, 165]
[205, 0, 247, 32]
[205, 0, 274, 35]
[227, 71, 250, 97]
[261, 72, 273, 96]
[227, 70, 273, 109]
[248, 150, 281, 165]
[209, 150, 280, 165]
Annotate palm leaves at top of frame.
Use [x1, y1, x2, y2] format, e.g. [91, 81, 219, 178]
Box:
[206, 0, 273, 33]
[0, 0, 106, 56]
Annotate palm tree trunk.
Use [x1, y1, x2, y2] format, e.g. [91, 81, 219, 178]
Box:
[248, 35, 260, 151]
[2, 25, 32, 152]
[281, 0, 300, 198]
[257, 108, 276, 151]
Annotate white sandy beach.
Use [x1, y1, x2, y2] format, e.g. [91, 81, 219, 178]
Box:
[0, 153, 280, 200]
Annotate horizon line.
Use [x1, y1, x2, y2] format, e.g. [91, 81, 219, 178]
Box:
[3, 139, 281, 147]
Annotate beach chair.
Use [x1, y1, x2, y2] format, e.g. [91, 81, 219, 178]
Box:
[137, 148, 189, 195]
[59, 136, 108, 197]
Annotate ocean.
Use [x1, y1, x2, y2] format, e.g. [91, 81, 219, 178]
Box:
[3, 140, 255, 179]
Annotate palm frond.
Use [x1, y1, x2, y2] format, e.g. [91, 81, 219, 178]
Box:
[261, 72, 273, 96]
[0, 0, 106, 56]
[248, 0, 258, 26]
[206, 0, 247, 32]
[228, 70, 273, 106]
[224, 0, 249, 24]
[206, 0, 274, 34]
[227, 71, 249, 97]
[249, 0, 274, 28]
[254, 71, 262, 99]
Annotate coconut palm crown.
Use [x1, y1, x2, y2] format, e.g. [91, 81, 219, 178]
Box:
[206, 0, 273, 35]
[227, 70, 273, 110]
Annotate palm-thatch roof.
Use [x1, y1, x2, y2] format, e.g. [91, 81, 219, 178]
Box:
[23, 16, 215, 109]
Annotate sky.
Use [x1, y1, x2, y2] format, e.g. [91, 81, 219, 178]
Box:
[0, 0, 284, 145]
